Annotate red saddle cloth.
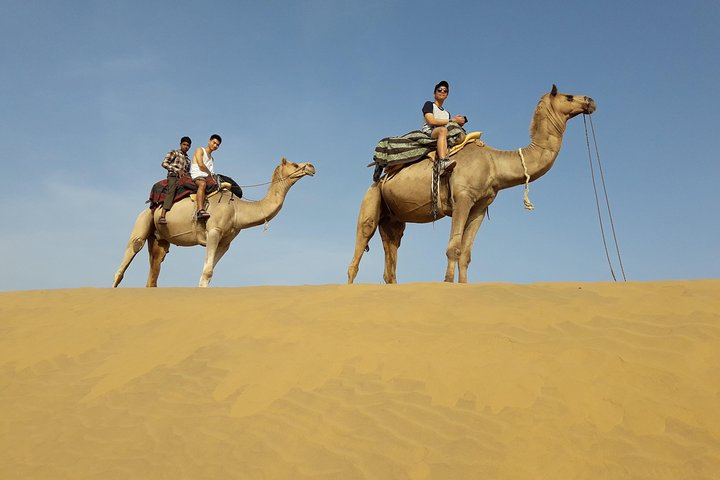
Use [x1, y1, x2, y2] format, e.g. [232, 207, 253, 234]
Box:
[147, 176, 218, 210]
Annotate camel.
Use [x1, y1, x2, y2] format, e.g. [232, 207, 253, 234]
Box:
[348, 85, 596, 284]
[113, 158, 315, 287]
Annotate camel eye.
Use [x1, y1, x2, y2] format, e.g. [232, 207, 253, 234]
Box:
[565, 95, 574, 101]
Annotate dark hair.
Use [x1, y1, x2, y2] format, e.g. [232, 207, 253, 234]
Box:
[180, 136, 192, 145]
[210, 134, 222, 144]
[434, 80, 449, 92]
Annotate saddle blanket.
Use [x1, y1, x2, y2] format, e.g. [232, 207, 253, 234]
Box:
[147, 176, 217, 210]
[371, 123, 468, 169]
[370, 126, 483, 181]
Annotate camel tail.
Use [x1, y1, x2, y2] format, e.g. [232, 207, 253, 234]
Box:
[113, 208, 155, 287]
[347, 183, 382, 284]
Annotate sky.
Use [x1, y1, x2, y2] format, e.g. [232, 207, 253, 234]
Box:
[1, 0, 718, 290]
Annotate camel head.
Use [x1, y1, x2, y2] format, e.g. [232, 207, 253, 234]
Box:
[272, 157, 316, 185]
[547, 84, 596, 119]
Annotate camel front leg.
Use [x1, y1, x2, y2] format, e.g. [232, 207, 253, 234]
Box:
[457, 205, 488, 283]
[347, 184, 382, 284]
[113, 209, 154, 287]
[444, 194, 475, 282]
[212, 241, 232, 270]
[146, 236, 170, 287]
[206, 238, 233, 280]
[199, 228, 223, 287]
[379, 219, 406, 284]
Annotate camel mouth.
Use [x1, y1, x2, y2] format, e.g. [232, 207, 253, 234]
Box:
[303, 164, 316, 176]
[584, 99, 597, 114]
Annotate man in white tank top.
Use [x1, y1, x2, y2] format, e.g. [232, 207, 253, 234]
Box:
[191, 134, 222, 219]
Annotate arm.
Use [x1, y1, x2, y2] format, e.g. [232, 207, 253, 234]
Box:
[423, 112, 467, 127]
[424, 111, 450, 127]
[451, 114, 467, 127]
[161, 151, 177, 172]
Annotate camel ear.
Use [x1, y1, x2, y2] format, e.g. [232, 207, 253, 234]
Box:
[551, 84, 558, 96]
[281, 157, 287, 165]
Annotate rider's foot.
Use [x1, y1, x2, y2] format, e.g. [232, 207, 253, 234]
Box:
[439, 158, 456, 176]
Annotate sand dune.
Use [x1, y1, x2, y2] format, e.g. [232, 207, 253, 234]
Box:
[1, 280, 719, 479]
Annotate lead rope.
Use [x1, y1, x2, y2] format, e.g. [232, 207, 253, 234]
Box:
[583, 114, 627, 281]
[518, 148, 535, 210]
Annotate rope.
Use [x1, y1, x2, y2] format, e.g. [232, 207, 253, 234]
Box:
[431, 160, 440, 220]
[518, 148, 535, 210]
[583, 115, 627, 281]
[235, 165, 305, 189]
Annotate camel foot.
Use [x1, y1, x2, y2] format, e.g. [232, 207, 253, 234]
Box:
[348, 267, 358, 284]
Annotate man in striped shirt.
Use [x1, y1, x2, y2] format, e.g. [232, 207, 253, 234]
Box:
[158, 136, 192, 224]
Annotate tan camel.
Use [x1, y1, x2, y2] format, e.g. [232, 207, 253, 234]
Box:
[348, 85, 596, 284]
[114, 158, 315, 287]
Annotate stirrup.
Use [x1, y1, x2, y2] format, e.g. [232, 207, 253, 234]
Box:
[439, 158, 456, 176]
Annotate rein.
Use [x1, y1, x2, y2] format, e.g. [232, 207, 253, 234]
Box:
[234, 165, 304, 203]
[235, 166, 306, 189]
[583, 114, 627, 281]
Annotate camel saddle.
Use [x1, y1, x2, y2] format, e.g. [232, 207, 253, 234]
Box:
[382, 131, 484, 179]
[147, 175, 242, 210]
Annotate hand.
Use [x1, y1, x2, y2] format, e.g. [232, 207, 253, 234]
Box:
[454, 115, 466, 126]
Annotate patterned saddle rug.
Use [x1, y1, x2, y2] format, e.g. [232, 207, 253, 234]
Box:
[369, 124, 482, 181]
[147, 174, 243, 210]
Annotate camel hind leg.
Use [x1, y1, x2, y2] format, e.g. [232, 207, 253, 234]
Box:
[378, 218, 405, 284]
[347, 183, 382, 284]
[146, 236, 171, 287]
[113, 209, 155, 287]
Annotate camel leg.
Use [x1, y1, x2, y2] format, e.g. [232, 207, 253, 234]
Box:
[212, 242, 231, 269]
[457, 206, 488, 283]
[199, 228, 223, 287]
[146, 236, 170, 287]
[444, 194, 475, 282]
[113, 209, 154, 287]
[379, 218, 406, 284]
[347, 184, 382, 284]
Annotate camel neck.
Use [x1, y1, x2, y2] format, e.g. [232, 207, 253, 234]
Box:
[493, 103, 568, 190]
[240, 176, 292, 228]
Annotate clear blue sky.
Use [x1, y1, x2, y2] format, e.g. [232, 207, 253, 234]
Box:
[1, 0, 718, 290]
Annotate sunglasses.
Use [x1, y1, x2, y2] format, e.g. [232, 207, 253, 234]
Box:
[436, 88, 448, 93]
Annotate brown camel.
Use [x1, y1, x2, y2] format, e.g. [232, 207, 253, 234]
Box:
[114, 158, 315, 287]
[348, 85, 596, 284]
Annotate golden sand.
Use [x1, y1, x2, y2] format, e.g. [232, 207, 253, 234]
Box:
[1, 280, 719, 479]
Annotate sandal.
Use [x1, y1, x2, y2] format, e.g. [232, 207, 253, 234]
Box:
[158, 217, 167, 224]
[196, 209, 211, 219]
